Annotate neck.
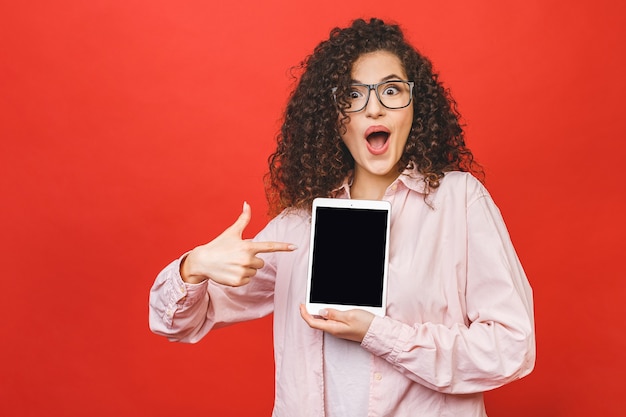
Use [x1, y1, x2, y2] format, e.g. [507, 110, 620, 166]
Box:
[349, 168, 401, 200]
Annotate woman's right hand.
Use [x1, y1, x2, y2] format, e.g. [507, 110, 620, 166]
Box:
[180, 202, 297, 286]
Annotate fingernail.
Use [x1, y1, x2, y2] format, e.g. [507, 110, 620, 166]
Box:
[288, 244, 298, 250]
[319, 309, 328, 318]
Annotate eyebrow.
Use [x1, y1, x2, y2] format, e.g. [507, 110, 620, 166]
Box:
[351, 74, 406, 84]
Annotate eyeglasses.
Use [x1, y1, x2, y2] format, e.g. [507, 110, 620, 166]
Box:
[332, 80, 414, 113]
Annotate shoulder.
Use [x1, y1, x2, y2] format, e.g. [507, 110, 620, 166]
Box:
[402, 169, 487, 199]
[421, 171, 492, 211]
[439, 171, 490, 201]
[440, 171, 485, 189]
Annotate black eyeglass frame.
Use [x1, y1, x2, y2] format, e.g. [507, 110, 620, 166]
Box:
[332, 80, 415, 113]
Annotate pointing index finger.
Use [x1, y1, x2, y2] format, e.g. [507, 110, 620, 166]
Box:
[249, 241, 298, 254]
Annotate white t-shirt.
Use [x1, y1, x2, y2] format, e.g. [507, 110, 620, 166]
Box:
[324, 333, 370, 416]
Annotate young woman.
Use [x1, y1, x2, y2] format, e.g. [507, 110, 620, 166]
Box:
[149, 18, 535, 416]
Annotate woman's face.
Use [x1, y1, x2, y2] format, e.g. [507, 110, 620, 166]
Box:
[339, 50, 413, 188]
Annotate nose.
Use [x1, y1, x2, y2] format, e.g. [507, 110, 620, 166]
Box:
[364, 87, 385, 118]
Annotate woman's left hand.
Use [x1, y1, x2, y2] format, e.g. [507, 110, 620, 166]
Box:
[299, 304, 375, 343]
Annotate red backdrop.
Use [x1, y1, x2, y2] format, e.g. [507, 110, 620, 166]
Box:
[1, 1, 625, 416]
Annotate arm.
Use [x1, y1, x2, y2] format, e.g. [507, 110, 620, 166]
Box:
[360, 193, 535, 394]
[148, 202, 296, 343]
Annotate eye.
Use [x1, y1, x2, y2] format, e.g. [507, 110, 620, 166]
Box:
[381, 83, 401, 96]
[349, 89, 364, 100]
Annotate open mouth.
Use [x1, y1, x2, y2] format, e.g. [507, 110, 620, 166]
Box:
[365, 132, 389, 149]
[366, 130, 390, 151]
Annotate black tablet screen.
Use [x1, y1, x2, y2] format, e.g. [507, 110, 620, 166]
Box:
[309, 206, 389, 307]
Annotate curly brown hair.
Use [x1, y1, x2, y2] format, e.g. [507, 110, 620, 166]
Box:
[266, 17, 483, 215]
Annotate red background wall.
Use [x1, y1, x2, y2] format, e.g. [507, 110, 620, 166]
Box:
[1, 1, 625, 416]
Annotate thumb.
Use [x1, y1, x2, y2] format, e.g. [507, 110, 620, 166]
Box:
[228, 201, 252, 238]
[318, 308, 330, 319]
[318, 308, 344, 322]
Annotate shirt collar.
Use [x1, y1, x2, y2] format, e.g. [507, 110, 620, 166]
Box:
[331, 166, 428, 199]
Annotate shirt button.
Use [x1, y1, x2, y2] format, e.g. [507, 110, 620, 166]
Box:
[374, 372, 382, 381]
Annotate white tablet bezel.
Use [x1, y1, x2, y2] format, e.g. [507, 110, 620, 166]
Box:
[305, 197, 391, 317]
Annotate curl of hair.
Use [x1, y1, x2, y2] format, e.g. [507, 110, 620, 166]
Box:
[266, 18, 483, 215]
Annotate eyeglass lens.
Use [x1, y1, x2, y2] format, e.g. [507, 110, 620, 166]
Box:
[347, 81, 412, 112]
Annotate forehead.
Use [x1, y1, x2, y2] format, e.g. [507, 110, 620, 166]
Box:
[351, 50, 407, 81]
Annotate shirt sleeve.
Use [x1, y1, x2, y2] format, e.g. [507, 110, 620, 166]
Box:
[361, 185, 536, 394]
[148, 256, 212, 342]
[148, 222, 281, 344]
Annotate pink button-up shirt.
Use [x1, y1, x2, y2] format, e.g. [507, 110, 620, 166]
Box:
[149, 170, 535, 417]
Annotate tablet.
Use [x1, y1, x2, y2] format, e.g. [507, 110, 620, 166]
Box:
[305, 198, 391, 317]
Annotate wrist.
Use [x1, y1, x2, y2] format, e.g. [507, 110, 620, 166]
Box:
[179, 251, 207, 284]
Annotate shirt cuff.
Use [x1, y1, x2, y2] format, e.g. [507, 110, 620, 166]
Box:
[361, 315, 415, 364]
[172, 253, 209, 307]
